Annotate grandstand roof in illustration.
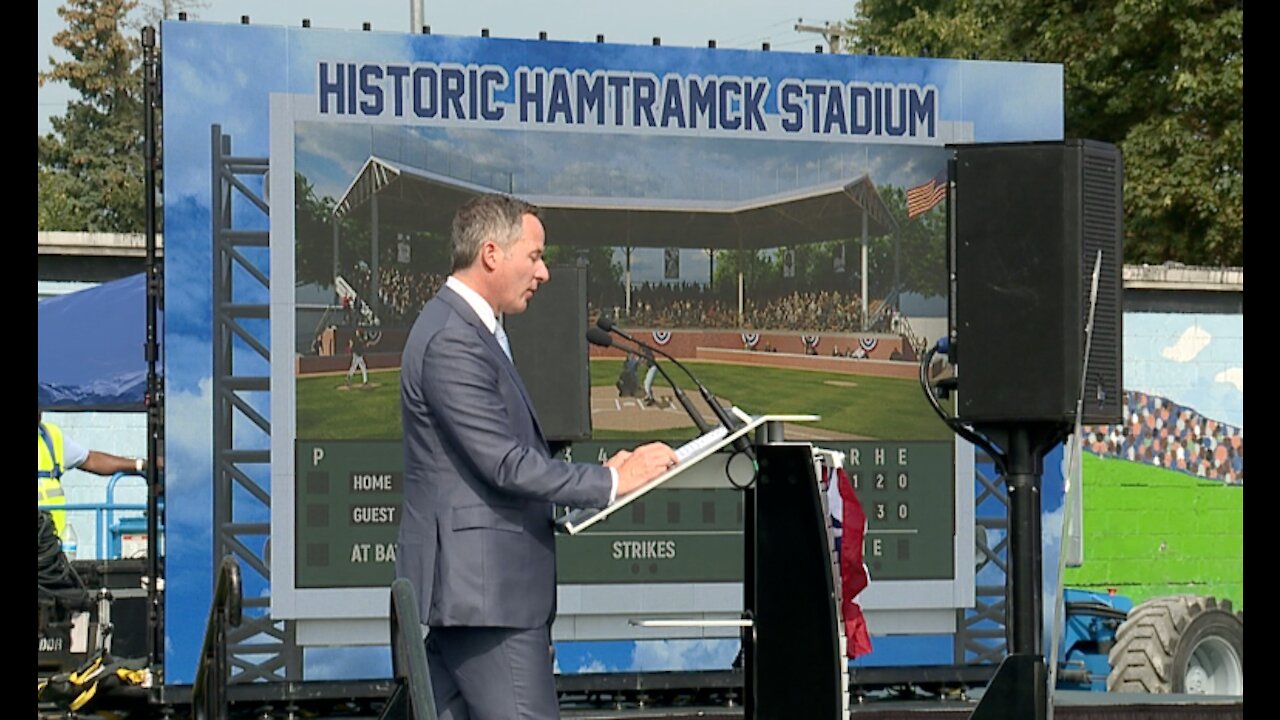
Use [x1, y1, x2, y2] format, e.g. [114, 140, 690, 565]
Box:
[332, 156, 899, 250]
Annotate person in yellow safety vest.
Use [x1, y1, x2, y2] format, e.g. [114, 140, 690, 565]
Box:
[38, 409, 146, 539]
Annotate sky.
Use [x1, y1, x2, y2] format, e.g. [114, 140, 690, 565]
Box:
[38, 0, 858, 136]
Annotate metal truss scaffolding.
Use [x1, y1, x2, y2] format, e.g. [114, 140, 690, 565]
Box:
[956, 455, 1010, 666]
[211, 124, 302, 681]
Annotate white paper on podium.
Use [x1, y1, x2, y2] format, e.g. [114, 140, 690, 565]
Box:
[674, 425, 728, 462]
[554, 413, 820, 535]
[556, 426, 730, 535]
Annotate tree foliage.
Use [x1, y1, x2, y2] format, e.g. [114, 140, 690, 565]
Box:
[129, 0, 207, 30]
[848, 0, 1243, 266]
[38, 1, 204, 232]
[294, 172, 457, 296]
[294, 173, 342, 289]
[705, 184, 947, 301]
[543, 244, 625, 310]
[38, 0, 144, 232]
[876, 185, 948, 298]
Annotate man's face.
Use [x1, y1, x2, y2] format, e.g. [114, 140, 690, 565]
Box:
[492, 213, 550, 315]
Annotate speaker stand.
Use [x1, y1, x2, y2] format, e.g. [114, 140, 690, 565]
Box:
[969, 423, 1065, 720]
[971, 653, 1047, 720]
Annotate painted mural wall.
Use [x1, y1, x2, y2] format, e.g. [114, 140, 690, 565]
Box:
[1068, 311, 1244, 608]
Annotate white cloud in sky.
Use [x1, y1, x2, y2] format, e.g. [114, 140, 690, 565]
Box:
[296, 125, 370, 198]
[576, 657, 611, 674]
[165, 377, 214, 497]
[630, 638, 738, 671]
[1215, 367, 1243, 393]
[1161, 325, 1211, 363]
[304, 645, 392, 680]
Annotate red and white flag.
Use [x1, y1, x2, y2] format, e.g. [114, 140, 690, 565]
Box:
[837, 466, 873, 657]
[906, 170, 948, 220]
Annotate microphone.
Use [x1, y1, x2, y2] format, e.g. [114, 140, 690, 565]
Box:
[586, 328, 713, 434]
[596, 317, 752, 454]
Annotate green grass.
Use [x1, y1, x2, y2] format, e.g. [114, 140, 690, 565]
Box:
[590, 359, 952, 440]
[298, 364, 1243, 612]
[296, 358, 953, 441]
[296, 370, 404, 440]
[1064, 453, 1244, 610]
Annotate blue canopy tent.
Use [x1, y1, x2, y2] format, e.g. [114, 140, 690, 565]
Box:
[38, 273, 158, 411]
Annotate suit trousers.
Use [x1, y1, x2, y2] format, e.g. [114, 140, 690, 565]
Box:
[425, 624, 559, 720]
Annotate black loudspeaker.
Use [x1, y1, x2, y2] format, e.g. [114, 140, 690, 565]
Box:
[505, 265, 591, 441]
[950, 140, 1123, 425]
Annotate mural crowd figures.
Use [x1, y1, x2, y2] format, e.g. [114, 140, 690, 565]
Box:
[1083, 391, 1244, 485]
[593, 286, 870, 333]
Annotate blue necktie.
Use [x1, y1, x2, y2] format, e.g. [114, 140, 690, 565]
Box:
[494, 322, 512, 362]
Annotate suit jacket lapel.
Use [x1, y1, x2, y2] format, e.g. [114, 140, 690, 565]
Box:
[436, 286, 548, 446]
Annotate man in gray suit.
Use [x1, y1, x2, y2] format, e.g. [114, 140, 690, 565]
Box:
[396, 194, 677, 719]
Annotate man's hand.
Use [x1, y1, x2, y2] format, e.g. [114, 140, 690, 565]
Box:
[615, 442, 679, 496]
[603, 449, 632, 470]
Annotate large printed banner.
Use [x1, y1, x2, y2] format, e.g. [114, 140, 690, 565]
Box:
[162, 20, 1062, 682]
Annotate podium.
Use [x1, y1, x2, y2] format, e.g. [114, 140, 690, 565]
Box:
[558, 414, 848, 719]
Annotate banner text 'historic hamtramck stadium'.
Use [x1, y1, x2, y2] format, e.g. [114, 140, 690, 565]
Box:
[316, 62, 939, 140]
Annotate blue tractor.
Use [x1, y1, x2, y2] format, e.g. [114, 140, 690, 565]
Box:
[1057, 588, 1243, 695]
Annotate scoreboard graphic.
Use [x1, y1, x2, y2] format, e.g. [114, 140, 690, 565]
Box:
[295, 439, 955, 589]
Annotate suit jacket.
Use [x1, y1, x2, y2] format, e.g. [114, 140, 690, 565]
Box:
[395, 284, 613, 629]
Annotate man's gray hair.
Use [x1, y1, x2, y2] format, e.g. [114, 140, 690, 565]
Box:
[451, 194, 542, 272]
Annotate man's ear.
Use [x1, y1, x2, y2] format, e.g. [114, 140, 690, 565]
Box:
[479, 240, 500, 271]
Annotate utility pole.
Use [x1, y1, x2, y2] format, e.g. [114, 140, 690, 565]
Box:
[794, 19, 851, 54]
[410, 0, 424, 33]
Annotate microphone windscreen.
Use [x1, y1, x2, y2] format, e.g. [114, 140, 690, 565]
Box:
[596, 315, 616, 332]
[585, 327, 614, 348]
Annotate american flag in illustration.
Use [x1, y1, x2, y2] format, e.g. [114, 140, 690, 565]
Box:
[906, 169, 948, 219]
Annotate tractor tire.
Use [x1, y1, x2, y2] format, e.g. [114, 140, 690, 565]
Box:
[1106, 595, 1243, 695]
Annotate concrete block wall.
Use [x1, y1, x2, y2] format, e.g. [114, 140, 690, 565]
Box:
[1065, 452, 1244, 610]
[42, 410, 149, 560]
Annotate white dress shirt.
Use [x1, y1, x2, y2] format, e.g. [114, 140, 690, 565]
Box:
[444, 276, 618, 502]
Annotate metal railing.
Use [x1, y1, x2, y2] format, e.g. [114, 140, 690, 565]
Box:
[379, 578, 437, 720]
[191, 556, 243, 720]
[38, 472, 151, 559]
